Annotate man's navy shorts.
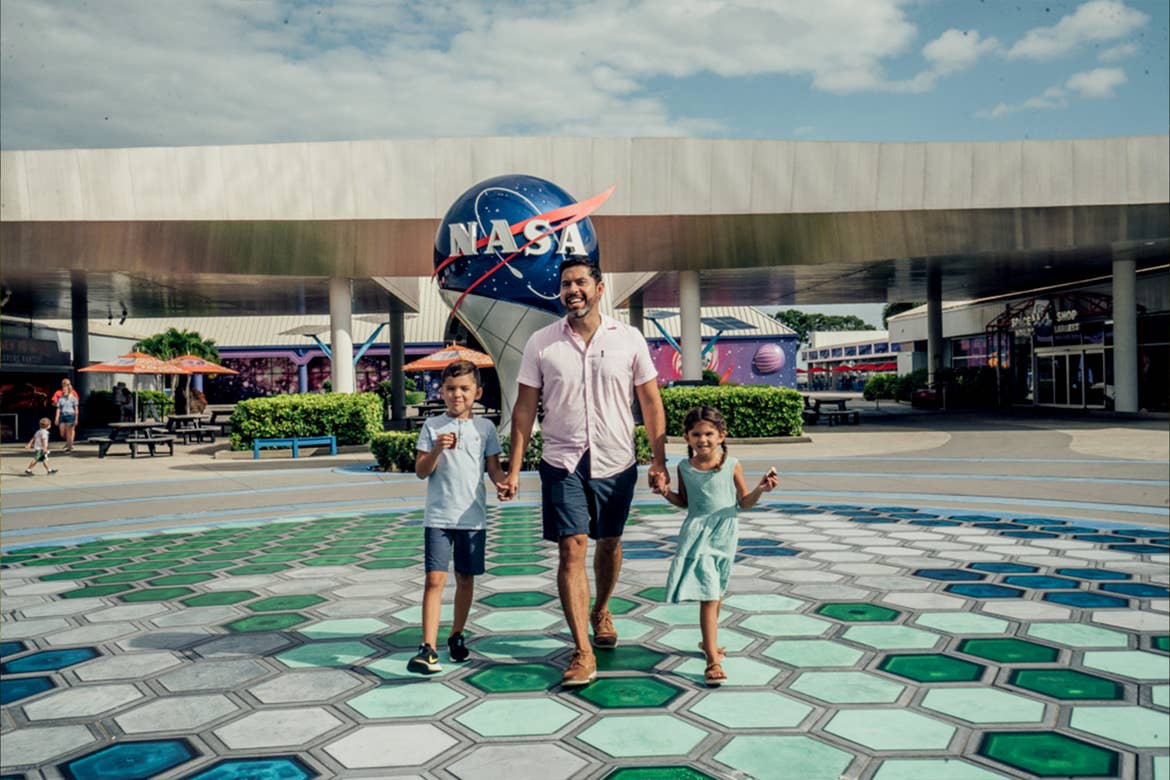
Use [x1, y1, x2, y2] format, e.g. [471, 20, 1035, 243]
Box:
[424, 527, 486, 575]
[539, 449, 638, 542]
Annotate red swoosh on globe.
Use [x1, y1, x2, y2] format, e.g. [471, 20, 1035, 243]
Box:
[434, 184, 616, 313]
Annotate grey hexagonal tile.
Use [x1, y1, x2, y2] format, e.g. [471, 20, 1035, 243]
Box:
[0, 724, 97, 768]
[74, 651, 184, 682]
[214, 707, 344, 749]
[324, 723, 458, 769]
[115, 693, 239, 733]
[447, 743, 589, 780]
[249, 669, 365, 704]
[23, 683, 143, 720]
[158, 658, 270, 692]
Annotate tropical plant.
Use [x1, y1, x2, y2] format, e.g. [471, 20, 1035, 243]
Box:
[771, 310, 875, 349]
[134, 328, 220, 414]
[882, 302, 923, 327]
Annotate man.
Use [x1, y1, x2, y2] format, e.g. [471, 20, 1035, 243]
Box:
[500, 255, 668, 686]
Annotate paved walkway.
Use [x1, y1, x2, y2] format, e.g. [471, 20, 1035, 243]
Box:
[1, 407, 1167, 779]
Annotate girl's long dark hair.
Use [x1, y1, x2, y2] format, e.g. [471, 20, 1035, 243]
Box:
[683, 405, 729, 470]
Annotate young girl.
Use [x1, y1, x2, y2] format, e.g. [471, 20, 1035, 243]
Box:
[658, 406, 779, 686]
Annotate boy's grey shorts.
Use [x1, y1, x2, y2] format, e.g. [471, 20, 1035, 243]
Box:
[424, 527, 486, 575]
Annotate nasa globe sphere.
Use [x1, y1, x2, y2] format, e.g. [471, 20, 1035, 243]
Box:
[434, 175, 601, 315]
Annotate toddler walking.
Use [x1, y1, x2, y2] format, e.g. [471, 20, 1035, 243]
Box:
[24, 418, 59, 476]
[657, 406, 778, 686]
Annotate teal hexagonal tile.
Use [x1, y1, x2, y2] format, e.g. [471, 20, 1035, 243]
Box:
[595, 645, 668, 673]
[366, 650, 456, 680]
[790, 671, 904, 704]
[740, 614, 834, 637]
[922, 688, 1046, 724]
[690, 690, 813, 729]
[913, 612, 1009, 635]
[471, 609, 560, 633]
[276, 641, 377, 669]
[1151, 685, 1169, 709]
[671, 656, 782, 687]
[872, 759, 1011, 779]
[465, 663, 562, 693]
[478, 591, 555, 608]
[763, 640, 864, 668]
[1083, 650, 1169, 681]
[474, 633, 564, 660]
[714, 736, 852, 780]
[644, 605, 700, 626]
[576, 715, 707, 758]
[346, 683, 464, 719]
[247, 595, 326, 612]
[577, 677, 685, 709]
[455, 697, 581, 736]
[224, 613, 309, 632]
[826, 709, 955, 751]
[298, 619, 389, 640]
[391, 604, 476, 624]
[723, 593, 805, 612]
[1026, 622, 1129, 648]
[842, 625, 939, 650]
[657, 628, 754, 654]
[1069, 706, 1170, 748]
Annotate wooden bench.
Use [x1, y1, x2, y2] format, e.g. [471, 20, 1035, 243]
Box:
[823, 410, 861, 425]
[89, 435, 176, 458]
[253, 435, 337, 459]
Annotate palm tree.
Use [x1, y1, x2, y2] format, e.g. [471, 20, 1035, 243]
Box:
[134, 328, 220, 414]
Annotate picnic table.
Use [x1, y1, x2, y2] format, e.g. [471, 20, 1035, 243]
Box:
[89, 422, 176, 458]
[204, 404, 236, 434]
[164, 414, 216, 444]
[802, 396, 860, 426]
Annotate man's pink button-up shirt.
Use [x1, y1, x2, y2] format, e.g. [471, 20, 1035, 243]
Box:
[517, 314, 657, 478]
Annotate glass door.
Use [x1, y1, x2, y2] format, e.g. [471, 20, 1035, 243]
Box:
[1084, 350, 1106, 408]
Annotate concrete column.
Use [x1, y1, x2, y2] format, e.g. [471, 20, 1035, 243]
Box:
[926, 259, 943, 387]
[679, 271, 702, 381]
[298, 364, 309, 394]
[629, 292, 644, 336]
[1112, 254, 1138, 413]
[389, 297, 406, 422]
[329, 277, 355, 394]
[69, 271, 90, 400]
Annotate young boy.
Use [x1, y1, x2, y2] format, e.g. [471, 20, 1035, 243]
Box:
[409, 359, 507, 673]
[24, 418, 59, 476]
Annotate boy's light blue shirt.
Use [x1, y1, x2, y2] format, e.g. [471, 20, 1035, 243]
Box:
[417, 413, 501, 530]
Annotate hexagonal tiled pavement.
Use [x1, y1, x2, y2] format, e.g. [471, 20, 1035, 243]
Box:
[2, 498, 1167, 778]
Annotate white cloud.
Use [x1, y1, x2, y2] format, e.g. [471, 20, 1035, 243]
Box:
[1006, 0, 1149, 61]
[976, 67, 1125, 119]
[1065, 67, 1127, 97]
[1098, 41, 1138, 62]
[1, 0, 934, 149]
[923, 29, 1000, 75]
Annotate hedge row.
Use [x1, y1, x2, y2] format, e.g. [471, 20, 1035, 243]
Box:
[370, 426, 653, 472]
[229, 392, 382, 451]
[659, 385, 803, 438]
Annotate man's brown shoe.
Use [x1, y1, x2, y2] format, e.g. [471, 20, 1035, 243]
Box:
[561, 650, 597, 687]
[590, 609, 618, 649]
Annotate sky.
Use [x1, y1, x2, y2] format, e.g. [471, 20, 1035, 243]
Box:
[1, 0, 1167, 151]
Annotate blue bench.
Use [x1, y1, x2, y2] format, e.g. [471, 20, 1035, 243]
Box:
[253, 435, 337, 459]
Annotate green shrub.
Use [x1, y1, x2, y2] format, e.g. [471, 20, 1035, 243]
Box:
[229, 392, 382, 451]
[660, 385, 803, 437]
[406, 390, 426, 405]
[375, 380, 427, 414]
[893, 369, 929, 402]
[370, 431, 420, 472]
[634, 425, 653, 464]
[136, 389, 174, 420]
[863, 373, 899, 401]
[500, 430, 544, 471]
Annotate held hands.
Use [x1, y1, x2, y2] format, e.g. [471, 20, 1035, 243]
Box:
[647, 461, 669, 495]
[496, 472, 519, 502]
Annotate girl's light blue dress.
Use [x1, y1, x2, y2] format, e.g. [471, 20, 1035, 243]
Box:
[664, 456, 739, 602]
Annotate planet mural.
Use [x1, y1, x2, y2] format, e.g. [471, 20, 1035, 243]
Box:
[752, 342, 786, 375]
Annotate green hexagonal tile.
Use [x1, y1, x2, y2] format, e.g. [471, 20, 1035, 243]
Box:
[826, 709, 954, 750]
[1010, 669, 1123, 700]
[790, 671, 904, 704]
[1070, 705, 1169, 748]
[488, 553, 546, 564]
[979, 732, 1118, 777]
[577, 715, 707, 758]
[182, 591, 257, 607]
[577, 677, 684, 709]
[119, 587, 194, 602]
[248, 553, 304, 563]
[1152, 636, 1168, 653]
[764, 640, 865, 668]
[171, 561, 236, 572]
[465, 663, 562, 693]
[602, 596, 640, 615]
[90, 572, 159, 584]
[603, 768, 717, 780]
[456, 697, 581, 737]
[817, 603, 900, 622]
[842, 626, 939, 650]
[378, 627, 429, 650]
[921, 688, 1045, 724]
[248, 595, 326, 612]
[959, 638, 1059, 664]
[347, 682, 464, 718]
[479, 591, 556, 608]
[690, 690, 813, 729]
[595, 646, 668, 673]
[228, 564, 290, 575]
[488, 564, 550, 576]
[225, 612, 310, 632]
[148, 573, 215, 586]
[740, 614, 833, 637]
[637, 587, 667, 603]
[303, 555, 362, 567]
[277, 640, 378, 669]
[359, 559, 418, 570]
[714, 736, 852, 780]
[879, 653, 985, 683]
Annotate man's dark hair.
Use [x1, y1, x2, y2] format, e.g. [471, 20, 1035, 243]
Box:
[441, 359, 481, 386]
[559, 255, 602, 284]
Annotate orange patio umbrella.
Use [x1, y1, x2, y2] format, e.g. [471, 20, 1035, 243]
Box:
[79, 352, 189, 420]
[402, 345, 494, 372]
[166, 354, 239, 375]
